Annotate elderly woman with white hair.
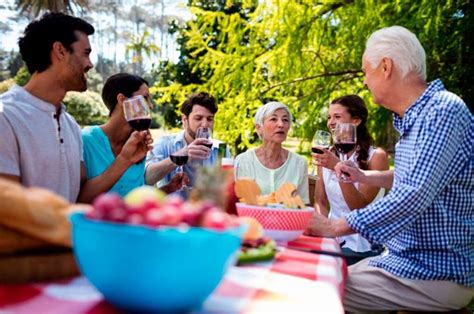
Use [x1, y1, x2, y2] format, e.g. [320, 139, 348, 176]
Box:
[235, 102, 309, 204]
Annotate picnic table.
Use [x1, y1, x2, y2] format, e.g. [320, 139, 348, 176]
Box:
[0, 236, 347, 313]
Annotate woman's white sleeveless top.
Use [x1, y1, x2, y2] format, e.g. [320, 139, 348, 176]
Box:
[322, 147, 385, 252]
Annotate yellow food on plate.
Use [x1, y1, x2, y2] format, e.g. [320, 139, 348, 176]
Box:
[235, 179, 305, 209]
[238, 216, 263, 241]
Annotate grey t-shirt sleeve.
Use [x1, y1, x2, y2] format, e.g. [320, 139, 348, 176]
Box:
[0, 109, 20, 176]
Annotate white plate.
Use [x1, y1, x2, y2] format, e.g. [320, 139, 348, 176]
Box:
[264, 229, 303, 243]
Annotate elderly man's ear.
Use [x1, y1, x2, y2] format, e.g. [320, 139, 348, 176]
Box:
[381, 57, 393, 78]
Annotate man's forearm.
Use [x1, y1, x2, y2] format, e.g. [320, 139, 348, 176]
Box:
[306, 214, 355, 238]
[362, 169, 394, 190]
[145, 158, 177, 185]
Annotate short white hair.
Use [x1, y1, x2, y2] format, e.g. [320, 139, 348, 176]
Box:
[364, 26, 426, 80]
[254, 101, 293, 127]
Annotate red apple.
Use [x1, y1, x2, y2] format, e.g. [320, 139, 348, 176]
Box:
[201, 210, 230, 231]
[161, 205, 183, 226]
[91, 193, 127, 221]
[144, 208, 166, 226]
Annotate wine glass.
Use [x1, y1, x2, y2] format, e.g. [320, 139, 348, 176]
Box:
[170, 151, 189, 173]
[123, 95, 152, 131]
[123, 95, 156, 162]
[332, 123, 357, 182]
[309, 130, 332, 180]
[170, 149, 189, 191]
[195, 127, 213, 149]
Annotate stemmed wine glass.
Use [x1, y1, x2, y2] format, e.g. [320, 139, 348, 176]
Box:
[170, 151, 188, 173]
[170, 149, 189, 191]
[196, 127, 213, 149]
[123, 95, 152, 131]
[309, 130, 332, 180]
[332, 123, 357, 182]
[123, 95, 156, 162]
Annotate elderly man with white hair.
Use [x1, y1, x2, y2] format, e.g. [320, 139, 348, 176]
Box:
[305, 26, 473, 311]
[235, 101, 309, 204]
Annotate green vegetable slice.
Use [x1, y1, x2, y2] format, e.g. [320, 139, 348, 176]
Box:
[237, 240, 276, 264]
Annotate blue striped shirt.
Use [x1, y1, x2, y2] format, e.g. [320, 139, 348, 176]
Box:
[346, 79, 474, 287]
[145, 131, 231, 187]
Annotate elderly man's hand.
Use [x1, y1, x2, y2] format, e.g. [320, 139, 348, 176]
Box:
[304, 211, 336, 238]
[334, 160, 366, 183]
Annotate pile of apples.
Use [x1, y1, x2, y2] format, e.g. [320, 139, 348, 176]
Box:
[86, 186, 240, 231]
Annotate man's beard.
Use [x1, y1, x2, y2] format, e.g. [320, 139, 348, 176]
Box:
[186, 125, 196, 140]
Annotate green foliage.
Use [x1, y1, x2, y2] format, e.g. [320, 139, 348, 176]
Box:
[16, 0, 89, 16]
[0, 49, 23, 81]
[14, 66, 31, 86]
[151, 0, 472, 154]
[125, 29, 160, 76]
[63, 91, 108, 126]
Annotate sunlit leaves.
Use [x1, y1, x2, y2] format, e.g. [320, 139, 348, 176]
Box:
[153, 0, 471, 153]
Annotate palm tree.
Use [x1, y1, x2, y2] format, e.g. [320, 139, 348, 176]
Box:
[125, 29, 160, 75]
[16, 0, 90, 17]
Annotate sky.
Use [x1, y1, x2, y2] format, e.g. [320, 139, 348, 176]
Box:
[0, 0, 192, 64]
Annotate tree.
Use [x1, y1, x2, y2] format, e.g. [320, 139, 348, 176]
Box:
[125, 29, 160, 76]
[16, 0, 89, 16]
[63, 91, 108, 126]
[151, 0, 472, 154]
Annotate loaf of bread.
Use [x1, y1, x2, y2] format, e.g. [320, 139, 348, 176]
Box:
[0, 225, 53, 254]
[0, 178, 87, 248]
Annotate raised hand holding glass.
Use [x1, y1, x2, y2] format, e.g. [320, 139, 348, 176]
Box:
[196, 127, 213, 149]
[123, 95, 157, 162]
[123, 95, 152, 131]
[333, 123, 357, 182]
[309, 130, 332, 180]
[170, 149, 189, 191]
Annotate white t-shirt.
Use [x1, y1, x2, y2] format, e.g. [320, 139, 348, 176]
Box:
[323, 147, 385, 252]
[0, 85, 83, 202]
[235, 148, 309, 204]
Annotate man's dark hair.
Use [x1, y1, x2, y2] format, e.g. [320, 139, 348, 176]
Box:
[18, 12, 95, 74]
[180, 92, 218, 116]
[102, 73, 149, 116]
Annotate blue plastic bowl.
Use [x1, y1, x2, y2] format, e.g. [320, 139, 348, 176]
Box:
[70, 213, 242, 313]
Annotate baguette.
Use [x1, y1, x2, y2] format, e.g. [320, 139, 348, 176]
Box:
[0, 225, 54, 255]
[0, 179, 88, 247]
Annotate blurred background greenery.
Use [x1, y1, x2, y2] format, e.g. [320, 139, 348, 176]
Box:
[1, 0, 472, 158]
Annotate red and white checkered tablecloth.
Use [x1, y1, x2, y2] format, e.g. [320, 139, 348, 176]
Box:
[0, 236, 346, 314]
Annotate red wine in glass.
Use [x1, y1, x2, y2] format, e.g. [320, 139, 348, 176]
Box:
[196, 127, 213, 153]
[333, 123, 357, 181]
[170, 152, 189, 191]
[310, 130, 332, 179]
[123, 95, 154, 164]
[127, 117, 152, 131]
[334, 143, 356, 155]
[311, 145, 330, 154]
[170, 154, 188, 166]
[123, 95, 152, 131]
